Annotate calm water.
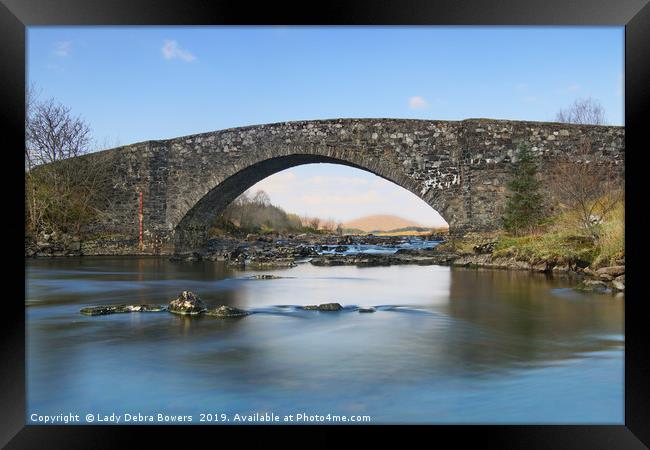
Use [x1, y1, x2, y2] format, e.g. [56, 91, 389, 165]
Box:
[26, 255, 624, 424]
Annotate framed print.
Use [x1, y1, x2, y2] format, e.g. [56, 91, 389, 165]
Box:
[2, 0, 649, 447]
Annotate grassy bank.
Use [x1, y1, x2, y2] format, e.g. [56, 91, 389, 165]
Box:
[440, 201, 624, 269]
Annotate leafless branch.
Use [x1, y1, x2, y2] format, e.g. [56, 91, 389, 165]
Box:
[555, 97, 606, 125]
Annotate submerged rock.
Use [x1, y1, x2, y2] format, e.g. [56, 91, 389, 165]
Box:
[80, 304, 166, 316]
[301, 303, 343, 311]
[358, 307, 376, 313]
[611, 280, 625, 291]
[574, 280, 609, 293]
[204, 305, 249, 318]
[250, 274, 282, 280]
[168, 291, 206, 315]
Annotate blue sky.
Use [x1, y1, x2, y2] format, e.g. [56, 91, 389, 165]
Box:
[27, 26, 624, 226]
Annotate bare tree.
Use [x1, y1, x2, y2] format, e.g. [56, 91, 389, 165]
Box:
[308, 217, 320, 231]
[555, 97, 606, 125]
[251, 190, 271, 206]
[321, 218, 336, 233]
[546, 138, 622, 239]
[26, 98, 92, 165]
[335, 222, 343, 235]
[25, 92, 109, 237]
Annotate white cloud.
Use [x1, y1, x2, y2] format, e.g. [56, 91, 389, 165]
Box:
[161, 40, 196, 62]
[408, 96, 428, 110]
[52, 41, 72, 57]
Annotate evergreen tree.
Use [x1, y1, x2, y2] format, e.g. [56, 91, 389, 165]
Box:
[501, 144, 545, 235]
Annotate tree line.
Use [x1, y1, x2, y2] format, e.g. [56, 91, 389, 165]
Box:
[212, 190, 344, 235]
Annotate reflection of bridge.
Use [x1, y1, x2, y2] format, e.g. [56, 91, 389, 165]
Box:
[82, 118, 623, 253]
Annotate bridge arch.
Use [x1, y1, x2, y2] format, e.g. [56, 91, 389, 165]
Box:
[174, 153, 450, 251]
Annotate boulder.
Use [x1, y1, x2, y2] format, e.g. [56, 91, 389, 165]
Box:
[473, 241, 496, 255]
[338, 235, 354, 245]
[611, 280, 625, 291]
[168, 291, 206, 315]
[358, 307, 376, 313]
[185, 252, 202, 262]
[596, 266, 625, 277]
[205, 305, 249, 318]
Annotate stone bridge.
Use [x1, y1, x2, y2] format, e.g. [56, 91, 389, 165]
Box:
[80, 118, 624, 254]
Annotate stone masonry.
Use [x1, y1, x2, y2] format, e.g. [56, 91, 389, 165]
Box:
[77, 118, 624, 254]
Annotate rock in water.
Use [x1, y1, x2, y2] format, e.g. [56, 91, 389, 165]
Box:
[358, 307, 376, 313]
[168, 291, 206, 315]
[574, 280, 609, 293]
[205, 305, 250, 318]
[301, 303, 343, 311]
[80, 305, 122, 316]
[80, 304, 166, 316]
[250, 274, 282, 280]
[122, 304, 166, 312]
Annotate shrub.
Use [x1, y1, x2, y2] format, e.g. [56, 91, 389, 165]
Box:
[501, 145, 546, 235]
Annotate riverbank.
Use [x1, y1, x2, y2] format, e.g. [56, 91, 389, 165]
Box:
[24, 229, 624, 293]
[171, 231, 624, 293]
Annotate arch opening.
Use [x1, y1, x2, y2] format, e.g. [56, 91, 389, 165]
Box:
[173, 154, 449, 252]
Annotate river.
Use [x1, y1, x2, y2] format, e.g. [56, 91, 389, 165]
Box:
[25, 248, 624, 424]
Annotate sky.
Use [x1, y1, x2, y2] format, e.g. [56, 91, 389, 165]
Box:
[27, 26, 624, 226]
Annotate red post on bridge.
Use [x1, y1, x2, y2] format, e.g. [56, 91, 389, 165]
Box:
[138, 191, 144, 251]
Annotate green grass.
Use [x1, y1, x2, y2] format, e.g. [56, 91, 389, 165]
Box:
[493, 232, 596, 265]
[593, 202, 624, 267]
[494, 200, 623, 267]
[441, 198, 624, 269]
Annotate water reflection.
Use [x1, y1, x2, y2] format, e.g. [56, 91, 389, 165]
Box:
[26, 257, 623, 423]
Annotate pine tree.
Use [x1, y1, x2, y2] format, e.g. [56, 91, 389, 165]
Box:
[501, 144, 545, 235]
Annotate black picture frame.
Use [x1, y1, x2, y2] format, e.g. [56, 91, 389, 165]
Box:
[2, 0, 648, 447]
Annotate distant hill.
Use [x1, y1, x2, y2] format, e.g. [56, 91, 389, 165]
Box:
[342, 215, 430, 233]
